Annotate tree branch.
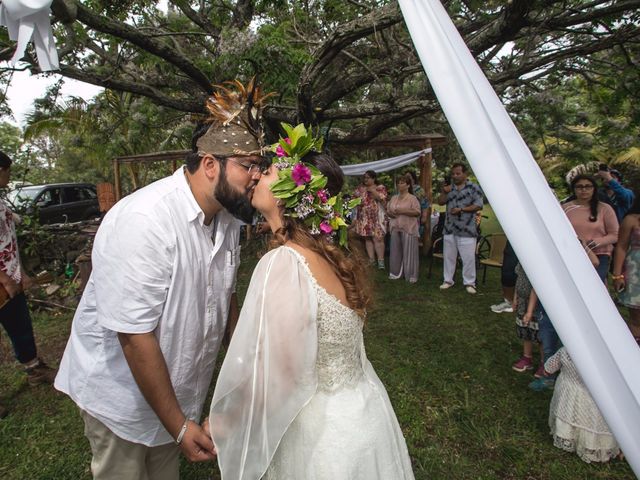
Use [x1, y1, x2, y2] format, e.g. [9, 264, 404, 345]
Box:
[59, 65, 206, 113]
[51, 0, 214, 94]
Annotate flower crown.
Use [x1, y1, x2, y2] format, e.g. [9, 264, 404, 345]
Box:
[269, 123, 360, 247]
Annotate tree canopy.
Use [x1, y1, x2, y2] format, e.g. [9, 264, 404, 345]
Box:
[1, 0, 639, 148]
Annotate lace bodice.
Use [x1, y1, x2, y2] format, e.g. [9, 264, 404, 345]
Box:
[286, 247, 365, 392]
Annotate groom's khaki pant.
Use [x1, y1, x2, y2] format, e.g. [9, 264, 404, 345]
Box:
[81, 410, 180, 480]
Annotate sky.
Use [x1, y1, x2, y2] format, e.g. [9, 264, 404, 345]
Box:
[5, 70, 103, 127]
[4, 0, 169, 128]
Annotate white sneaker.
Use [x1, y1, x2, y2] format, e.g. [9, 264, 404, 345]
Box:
[465, 285, 477, 294]
[439, 282, 453, 290]
[490, 300, 513, 313]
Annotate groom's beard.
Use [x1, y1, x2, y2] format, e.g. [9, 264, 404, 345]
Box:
[215, 170, 256, 224]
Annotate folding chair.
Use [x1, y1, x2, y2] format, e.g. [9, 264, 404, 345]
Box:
[477, 233, 507, 284]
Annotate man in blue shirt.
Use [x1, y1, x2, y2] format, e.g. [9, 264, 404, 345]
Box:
[597, 168, 634, 222]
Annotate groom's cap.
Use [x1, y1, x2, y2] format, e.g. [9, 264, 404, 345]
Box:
[195, 78, 274, 157]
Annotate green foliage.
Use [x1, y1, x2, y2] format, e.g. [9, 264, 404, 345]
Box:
[0, 122, 23, 159]
[508, 42, 640, 189]
[20, 89, 193, 186]
[13, 214, 51, 261]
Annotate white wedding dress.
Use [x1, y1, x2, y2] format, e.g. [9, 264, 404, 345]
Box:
[210, 246, 415, 480]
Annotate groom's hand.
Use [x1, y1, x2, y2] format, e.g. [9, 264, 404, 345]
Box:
[180, 420, 217, 462]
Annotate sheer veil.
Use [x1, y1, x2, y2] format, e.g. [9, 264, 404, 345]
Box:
[210, 247, 319, 480]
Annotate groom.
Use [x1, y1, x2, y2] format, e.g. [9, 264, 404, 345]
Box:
[55, 81, 270, 480]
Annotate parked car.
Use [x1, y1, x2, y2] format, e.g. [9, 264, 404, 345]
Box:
[7, 183, 101, 224]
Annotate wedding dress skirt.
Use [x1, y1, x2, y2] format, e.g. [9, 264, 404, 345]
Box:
[265, 368, 415, 479]
[211, 246, 414, 480]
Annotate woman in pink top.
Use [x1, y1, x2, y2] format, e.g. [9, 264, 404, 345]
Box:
[387, 177, 421, 283]
[562, 175, 619, 283]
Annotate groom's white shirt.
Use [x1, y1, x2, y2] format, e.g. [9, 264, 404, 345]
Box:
[55, 167, 241, 446]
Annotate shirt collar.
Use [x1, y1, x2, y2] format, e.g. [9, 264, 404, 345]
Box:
[176, 166, 235, 233]
[453, 179, 473, 191]
[176, 166, 207, 225]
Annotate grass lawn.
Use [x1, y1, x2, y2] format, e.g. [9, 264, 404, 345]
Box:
[0, 240, 635, 480]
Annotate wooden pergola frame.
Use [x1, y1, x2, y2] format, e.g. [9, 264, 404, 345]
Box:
[113, 150, 188, 201]
[113, 133, 447, 250]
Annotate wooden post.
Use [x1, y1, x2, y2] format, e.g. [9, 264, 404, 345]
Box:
[113, 158, 121, 201]
[420, 139, 433, 254]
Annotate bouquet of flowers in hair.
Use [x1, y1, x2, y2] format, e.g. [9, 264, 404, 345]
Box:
[269, 123, 360, 247]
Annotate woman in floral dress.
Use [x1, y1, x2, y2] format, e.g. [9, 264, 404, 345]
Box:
[353, 170, 388, 269]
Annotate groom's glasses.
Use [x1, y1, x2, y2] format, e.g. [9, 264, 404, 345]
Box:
[227, 157, 270, 176]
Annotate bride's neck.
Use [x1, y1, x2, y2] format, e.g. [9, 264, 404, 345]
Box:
[263, 210, 284, 234]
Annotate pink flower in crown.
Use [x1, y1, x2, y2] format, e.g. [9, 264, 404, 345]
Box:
[275, 138, 292, 157]
[317, 189, 328, 203]
[292, 163, 312, 186]
[319, 221, 333, 234]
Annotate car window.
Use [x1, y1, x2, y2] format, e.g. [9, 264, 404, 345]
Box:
[81, 187, 97, 199]
[65, 187, 95, 202]
[7, 187, 40, 207]
[64, 187, 81, 203]
[38, 188, 62, 206]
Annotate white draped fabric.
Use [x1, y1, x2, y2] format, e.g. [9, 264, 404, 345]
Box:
[0, 0, 59, 71]
[340, 148, 431, 176]
[398, 0, 640, 476]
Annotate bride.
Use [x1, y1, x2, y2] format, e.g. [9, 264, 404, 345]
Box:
[208, 124, 415, 480]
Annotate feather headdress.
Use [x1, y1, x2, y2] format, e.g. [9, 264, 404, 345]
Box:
[196, 78, 274, 157]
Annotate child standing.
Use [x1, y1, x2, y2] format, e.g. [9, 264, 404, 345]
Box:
[544, 240, 618, 462]
[511, 263, 543, 373]
[545, 347, 620, 462]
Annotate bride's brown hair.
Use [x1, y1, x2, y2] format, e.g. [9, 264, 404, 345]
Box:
[270, 151, 371, 317]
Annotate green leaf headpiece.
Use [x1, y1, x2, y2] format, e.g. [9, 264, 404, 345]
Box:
[269, 123, 360, 247]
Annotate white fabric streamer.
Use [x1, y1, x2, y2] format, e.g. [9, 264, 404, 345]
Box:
[340, 148, 431, 176]
[0, 0, 59, 71]
[398, 0, 640, 476]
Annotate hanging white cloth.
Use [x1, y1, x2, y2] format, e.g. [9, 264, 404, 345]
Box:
[0, 0, 59, 71]
[340, 148, 431, 176]
[398, 0, 640, 476]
